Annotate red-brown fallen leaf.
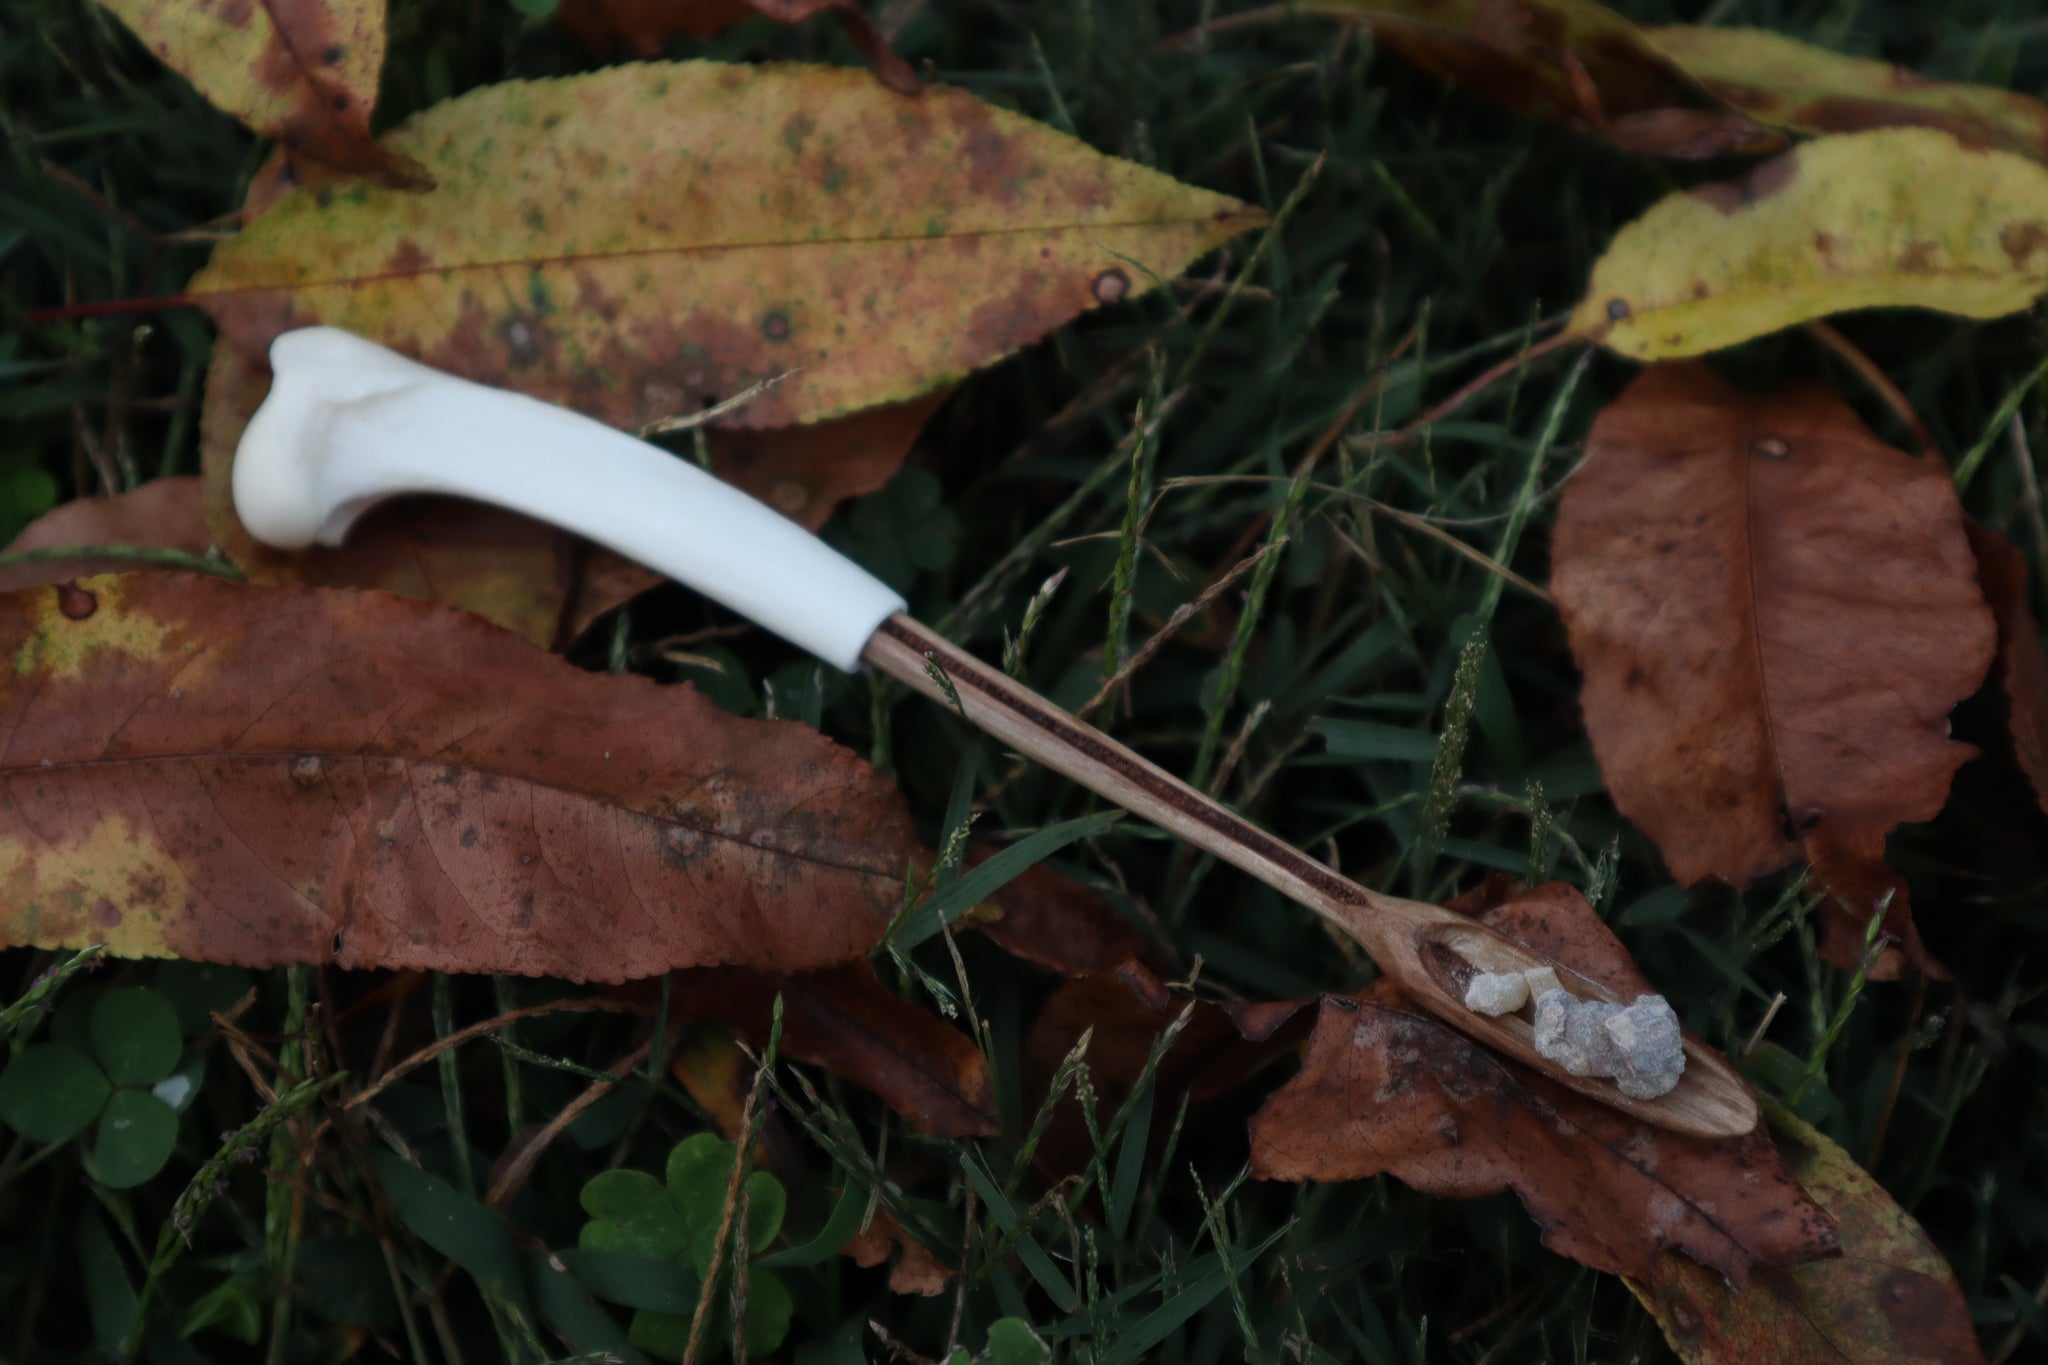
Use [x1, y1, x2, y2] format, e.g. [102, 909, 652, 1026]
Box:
[557, 0, 752, 51]
[96, 0, 428, 187]
[199, 346, 658, 647]
[1550, 365, 1995, 975]
[1629, 1101, 1983, 1364]
[1023, 957, 1315, 1175]
[1296, 1, 1778, 159]
[0, 573, 926, 980]
[665, 960, 997, 1137]
[844, 1207, 954, 1296]
[0, 479, 214, 593]
[1250, 880, 1839, 1285]
[707, 387, 951, 531]
[556, 0, 917, 94]
[1968, 525, 2048, 816]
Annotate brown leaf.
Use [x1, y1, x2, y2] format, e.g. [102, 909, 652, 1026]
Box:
[1252, 882, 1839, 1284]
[1969, 524, 2048, 816]
[707, 386, 951, 531]
[0, 479, 214, 592]
[666, 960, 997, 1137]
[1300, 1, 1779, 159]
[1023, 957, 1314, 1175]
[557, 0, 917, 93]
[845, 1207, 954, 1296]
[199, 345, 657, 647]
[0, 573, 924, 980]
[1629, 1101, 1983, 1364]
[97, 0, 429, 186]
[1551, 365, 1995, 972]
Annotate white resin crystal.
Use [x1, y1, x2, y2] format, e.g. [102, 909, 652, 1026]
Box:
[1521, 965, 1563, 999]
[1463, 971, 1531, 1016]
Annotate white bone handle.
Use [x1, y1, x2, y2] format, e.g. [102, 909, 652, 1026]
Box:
[232, 327, 906, 671]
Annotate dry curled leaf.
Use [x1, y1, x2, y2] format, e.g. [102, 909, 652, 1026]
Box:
[1570, 128, 2048, 358]
[1550, 365, 1994, 974]
[1251, 881, 1839, 1285]
[665, 961, 997, 1137]
[970, 858, 1154, 979]
[96, 0, 427, 186]
[0, 573, 928, 980]
[1299, 0, 1775, 158]
[556, 0, 917, 93]
[1023, 956, 1312, 1174]
[198, 345, 657, 647]
[190, 61, 1263, 432]
[706, 386, 952, 531]
[1645, 25, 2048, 165]
[1968, 524, 2048, 816]
[844, 1207, 954, 1296]
[0, 479, 214, 593]
[1629, 1102, 1983, 1364]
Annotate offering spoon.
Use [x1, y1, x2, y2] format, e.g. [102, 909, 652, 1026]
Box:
[232, 327, 1758, 1139]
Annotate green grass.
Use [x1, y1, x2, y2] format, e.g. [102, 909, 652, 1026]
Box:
[4, 0, 2048, 1361]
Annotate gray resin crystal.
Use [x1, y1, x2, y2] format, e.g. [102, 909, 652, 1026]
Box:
[1531, 989, 1685, 1099]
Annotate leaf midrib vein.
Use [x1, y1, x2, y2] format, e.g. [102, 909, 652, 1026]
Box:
[4, 749, 903, 885]
[195, 213, 1257, 298]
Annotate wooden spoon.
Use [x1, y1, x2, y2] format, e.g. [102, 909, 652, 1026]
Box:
[233, 327, 1759, 1139]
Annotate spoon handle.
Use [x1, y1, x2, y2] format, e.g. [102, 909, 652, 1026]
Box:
[866, 616, 1423, 940]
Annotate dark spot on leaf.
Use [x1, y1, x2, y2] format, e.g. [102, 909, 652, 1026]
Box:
[1898, 240, 1938, 272]
[2000, 220, 2048, 269]
[1091, 269, 1131, 303]
[94, 898, 122, 930]
[1662, 1293, 1702, 1337]
[57, 582, 96, 620]
[761, 311, 792, 342]
[460, 825, 479, 849]
[1689, 152, 1799, 215]
[331, 94, 350, 112]
[504, 315, 542, 368]
[320, 44, 344, 66]
[1605, 297, 1631, 321]
[1877, 1267, 1970, 1355]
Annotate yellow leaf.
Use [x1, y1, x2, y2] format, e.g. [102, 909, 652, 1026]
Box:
[1646, 25, 2048, 165]
[1570, 127, 2048, 359]
[1627, 1103, 1981, 1364]
[96, 0, 426, 186]
[189, 62, 1265, 431]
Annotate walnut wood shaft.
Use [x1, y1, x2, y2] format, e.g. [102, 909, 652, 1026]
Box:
[866, 617, 1433, 951]
[864, 614, 1760, 1139]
